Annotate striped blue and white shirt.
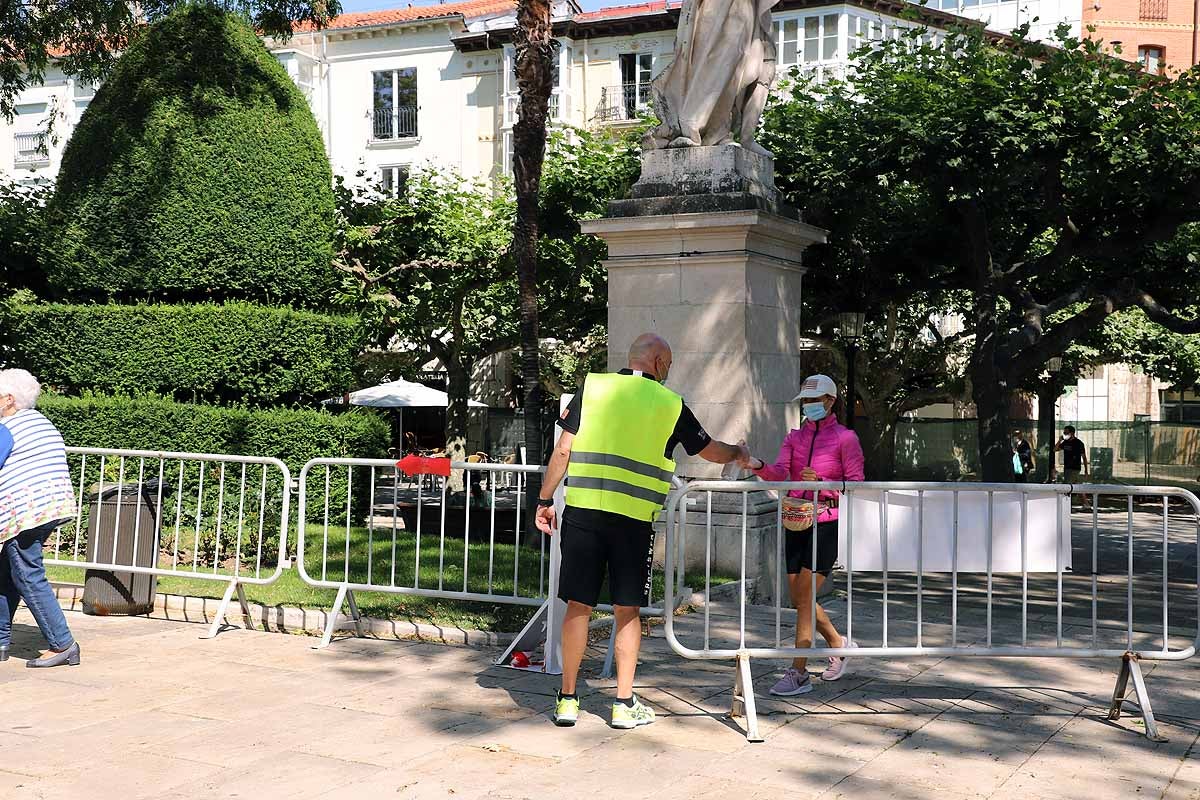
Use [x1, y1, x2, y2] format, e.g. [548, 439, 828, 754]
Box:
[0, 409, 77, 543]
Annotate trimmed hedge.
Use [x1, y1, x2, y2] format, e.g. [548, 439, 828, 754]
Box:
[6, 302, 364, 406]
[42, 394, 389, 562]
[41, 5, 335, 305]
[40, 393, 389, 469]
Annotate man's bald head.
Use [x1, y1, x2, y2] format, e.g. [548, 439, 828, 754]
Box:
[628, 333, 672, 382]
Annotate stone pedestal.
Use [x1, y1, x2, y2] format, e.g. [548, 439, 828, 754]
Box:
[580, 145, 827, 480]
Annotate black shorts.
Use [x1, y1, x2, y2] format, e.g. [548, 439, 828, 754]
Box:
[557, 506, 653, 608]
[784, 527, 838, 577]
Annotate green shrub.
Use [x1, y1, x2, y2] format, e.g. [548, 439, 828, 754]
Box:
[6, 302, 363, 405]
[42, 394, 389, 563]
[41, 5, 335, 305]
[40, 392, 388, 468]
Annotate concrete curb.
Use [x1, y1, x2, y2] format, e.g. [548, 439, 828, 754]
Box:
[49, 582, 515, 648]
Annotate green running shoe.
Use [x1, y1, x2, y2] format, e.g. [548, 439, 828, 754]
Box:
[610, 695, 655, 730]
[553, 694, 580, 727]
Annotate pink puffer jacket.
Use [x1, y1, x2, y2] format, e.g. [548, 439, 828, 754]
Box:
[752, 417, 865, 523]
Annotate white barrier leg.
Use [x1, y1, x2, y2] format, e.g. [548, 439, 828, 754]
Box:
[543, 515, 564, 675]
[317, 584, 350, 650]
[731, 652, 763, 742]
[236, 583, 254, 632]
[202, 578, 240, 640]
[346, 589, 364, 639]
[1109, 652, 1167, 742]
[495, 467, 567, 675]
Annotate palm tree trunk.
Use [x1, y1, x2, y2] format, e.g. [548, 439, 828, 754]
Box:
[513, 0, 553, 523]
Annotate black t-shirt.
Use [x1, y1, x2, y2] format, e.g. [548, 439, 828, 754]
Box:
[556, 370, 711, 532]
[1060, 437, 1086, 471]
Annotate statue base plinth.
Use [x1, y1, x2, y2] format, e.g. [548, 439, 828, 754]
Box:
[610, 145, 787, 218]
[580, 208, 827, 480]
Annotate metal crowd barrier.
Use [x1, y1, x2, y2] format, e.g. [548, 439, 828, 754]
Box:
[296, 458, 557, 649]
[48, 447, 293, 639]
[662, 480, 1200, 742]
[294, 458, 689, 662]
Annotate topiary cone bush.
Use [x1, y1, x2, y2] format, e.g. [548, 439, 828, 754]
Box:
[42, 4, 335, 306]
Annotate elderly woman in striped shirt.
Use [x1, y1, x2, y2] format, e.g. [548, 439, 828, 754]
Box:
[0, 369, 80, 667]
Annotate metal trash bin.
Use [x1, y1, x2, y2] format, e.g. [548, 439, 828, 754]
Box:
[82, 481, 161, 616]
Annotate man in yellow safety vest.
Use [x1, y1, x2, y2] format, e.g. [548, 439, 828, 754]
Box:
[535, 332, 748, 730]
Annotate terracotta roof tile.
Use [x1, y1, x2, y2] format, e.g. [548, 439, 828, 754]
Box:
[574, 0, 678, 21]
[297, 0, 515, 32]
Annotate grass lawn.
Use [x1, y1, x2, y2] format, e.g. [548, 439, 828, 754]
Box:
[46, 523, 733, 633]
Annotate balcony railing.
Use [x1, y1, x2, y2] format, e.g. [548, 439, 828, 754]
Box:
[1139, 0, 1167, 20]
[372, 106, 418, 140]
[793, 61, 850, 85]
[502, 92, 563, 128]
[595, 83, 652, 123]
[14, 132, 49, 167]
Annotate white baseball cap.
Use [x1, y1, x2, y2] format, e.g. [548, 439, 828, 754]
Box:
[793, 374, 838, 401]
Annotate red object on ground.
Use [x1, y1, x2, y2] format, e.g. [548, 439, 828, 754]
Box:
[396, 454, 452, 477]
[510, 651, 531, 668]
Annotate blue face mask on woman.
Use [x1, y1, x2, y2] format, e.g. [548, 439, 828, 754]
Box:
[802, 402, 828, 422]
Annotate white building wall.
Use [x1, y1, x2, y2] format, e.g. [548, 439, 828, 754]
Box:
[0, 1, 1076, 187]
[938, 0, 1081, 40]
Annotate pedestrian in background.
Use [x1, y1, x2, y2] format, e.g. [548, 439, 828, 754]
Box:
[1012, 430, 1035, 482]
[1056, 425, 1091, 511]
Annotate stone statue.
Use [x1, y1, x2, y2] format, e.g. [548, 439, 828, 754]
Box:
[644, 0, 777, 156]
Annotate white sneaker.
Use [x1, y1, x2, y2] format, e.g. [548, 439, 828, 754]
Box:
[821, 638, 858, 681]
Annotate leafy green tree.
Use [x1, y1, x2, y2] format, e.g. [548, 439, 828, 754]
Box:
[41, 4, 335, 306]
[0, 181, 50, 296]
[0, 0, 336, 124]
[334, 129, 639, 468]
[1094, 309, 1200, 390]
[799, 298, 971, 479]
[335, 170, 514, 468]
[766, 25, 1200, 480]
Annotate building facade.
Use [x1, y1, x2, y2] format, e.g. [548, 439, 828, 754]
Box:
[1, 0, 1082, 188]
[1083, 0, 1200, 73]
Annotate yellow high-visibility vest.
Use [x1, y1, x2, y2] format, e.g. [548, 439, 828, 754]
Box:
[565, 372, 682, 522]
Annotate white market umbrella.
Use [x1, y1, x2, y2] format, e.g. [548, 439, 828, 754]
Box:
[348, 378, 486, 452]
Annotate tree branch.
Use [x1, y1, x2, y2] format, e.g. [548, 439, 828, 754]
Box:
[1118, 286, 1200, 334]
[334, 254, 461, 288]
[1007, 294, 1118, 381]
[897, 385, 956, 414]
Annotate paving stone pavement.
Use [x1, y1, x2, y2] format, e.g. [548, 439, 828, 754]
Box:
[0, 598, 1197, 800]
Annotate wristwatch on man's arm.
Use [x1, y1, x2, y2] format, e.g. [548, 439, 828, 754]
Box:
[536, 497, 555, 508]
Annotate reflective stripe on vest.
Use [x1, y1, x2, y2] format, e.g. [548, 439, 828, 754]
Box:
[568, 451, 675, 485]
[565, 372, 681, 522]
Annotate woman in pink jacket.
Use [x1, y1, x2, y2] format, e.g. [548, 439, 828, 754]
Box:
[742, 374, 864, 696]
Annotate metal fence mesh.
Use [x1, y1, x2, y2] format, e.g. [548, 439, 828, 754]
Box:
[894, 420, 1200, 489]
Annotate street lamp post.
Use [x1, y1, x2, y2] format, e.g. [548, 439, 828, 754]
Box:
[836, 311, 867, 431]
[1043, 357, 1063, 481]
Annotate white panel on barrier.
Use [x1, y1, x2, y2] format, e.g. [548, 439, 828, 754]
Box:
[838, 490, 1072, 572]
